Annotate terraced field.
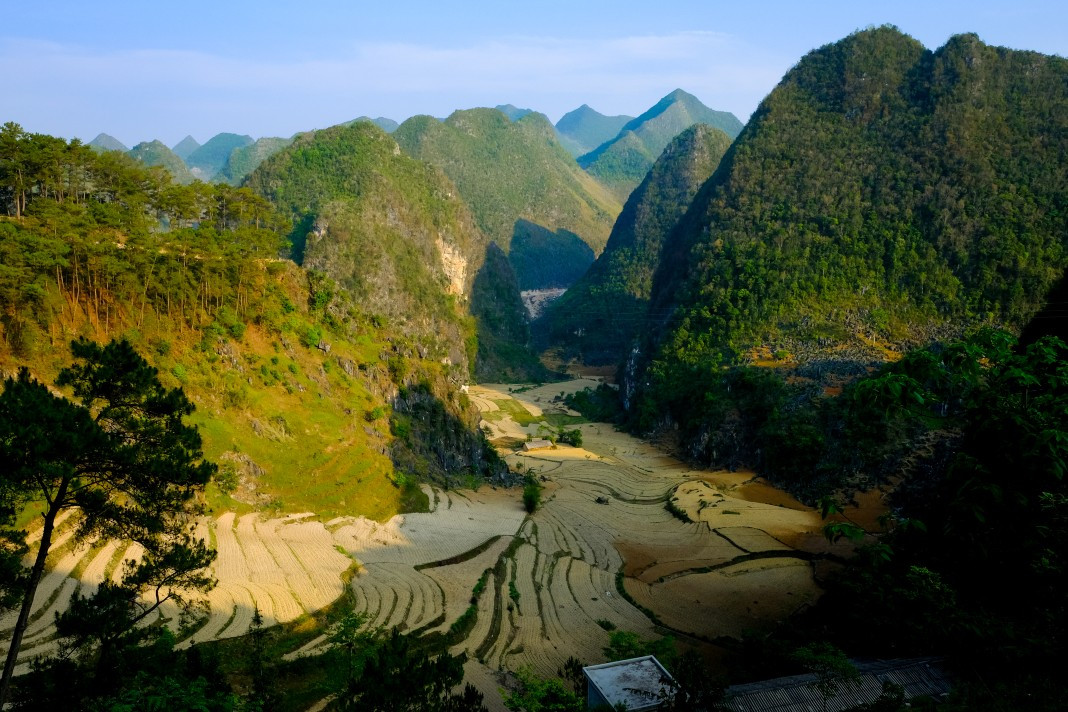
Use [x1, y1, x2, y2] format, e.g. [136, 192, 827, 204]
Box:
[6, 380, 827, 711]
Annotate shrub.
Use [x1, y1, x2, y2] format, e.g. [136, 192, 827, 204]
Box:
[522, 476, 541, 513]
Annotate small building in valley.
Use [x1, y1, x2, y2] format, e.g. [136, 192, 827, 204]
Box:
[522, 438, 553, 451]
[584, 655, 673, 710]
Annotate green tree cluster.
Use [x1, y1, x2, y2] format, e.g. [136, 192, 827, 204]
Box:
[0, 121, 286, 358]
[0, 338, 217, 708]
[739, 330, 1068, 710]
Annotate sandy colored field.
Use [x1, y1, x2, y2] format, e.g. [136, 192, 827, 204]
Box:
[440, 383, 828, 707]
[7, 379, 833, 712]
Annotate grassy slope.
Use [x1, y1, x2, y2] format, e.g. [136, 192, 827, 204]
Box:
[0, 260, 428, 521]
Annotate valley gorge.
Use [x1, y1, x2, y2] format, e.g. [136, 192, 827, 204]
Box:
[2, 23, 1067, 712]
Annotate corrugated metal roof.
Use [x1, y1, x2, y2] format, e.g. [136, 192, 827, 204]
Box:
[725, 658, 952, 712]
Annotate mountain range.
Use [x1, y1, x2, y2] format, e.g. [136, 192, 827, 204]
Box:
[393, 108, 622, 290]
[185, 132, 254, 179]
[578, 89, 743, 199]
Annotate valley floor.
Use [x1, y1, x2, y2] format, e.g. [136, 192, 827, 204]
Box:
[5, 380, 832, 711]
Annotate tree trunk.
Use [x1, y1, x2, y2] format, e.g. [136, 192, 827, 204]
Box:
[0, 497, 65, 707]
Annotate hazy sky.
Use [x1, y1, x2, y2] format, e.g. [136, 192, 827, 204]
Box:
[4, 0, 1066, 147]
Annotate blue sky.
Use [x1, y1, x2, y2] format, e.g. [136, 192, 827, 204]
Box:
[3, 1, 1066, 147]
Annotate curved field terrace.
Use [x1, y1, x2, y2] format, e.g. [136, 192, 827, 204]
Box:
[6, 380, 828, 710]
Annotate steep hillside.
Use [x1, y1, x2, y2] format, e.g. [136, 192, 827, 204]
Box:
[508, 220, 595, 290]
[186, 132, 254, 180]
[0, 126, 507, 521]
[393, 108, 622, 290]
[469, 242, 552, 380]
[579, 89, 743, 198]
[246, 123, 487, 370]
[172, 134, 201, 160]
[542, 124, 733, 363]
[343, 116, 400, 133]
[554, 104, 633, 157]
[87, 132, 127, 152]
[219, 136, 293, 185]
[126, 140, 194, 183]
[628, 27, 1068, 462]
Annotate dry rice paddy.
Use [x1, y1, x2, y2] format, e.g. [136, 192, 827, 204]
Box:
[6, 380, 828, 711]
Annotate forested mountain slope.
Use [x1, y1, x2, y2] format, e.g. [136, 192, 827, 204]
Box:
[579, 89, 743, 199]
[219, 136, 293, 185]
[245, 123, 486, 369]
[393, 108, 622, 290]
[245, 121, 548, 381]
[0, 122, 506, 520]
[627, 27, 1068, 458]
[542, 124, 733, 363]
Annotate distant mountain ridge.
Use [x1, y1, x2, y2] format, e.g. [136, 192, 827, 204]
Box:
[554, 104, 633, 157]
[495, 104, 535, 121]
[126, 140, 194, 184]
[185, 133, 253, 180]
[88, 133, 127, 152]
[219, 137, 293, 185]
[171, 135, 201, 161]
[343, 116, 400, 133]
[579, 89, 743, 199]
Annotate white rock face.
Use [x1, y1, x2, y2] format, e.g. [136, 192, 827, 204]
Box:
[436, 235, 467, 296]
[520, 288, 566, 319]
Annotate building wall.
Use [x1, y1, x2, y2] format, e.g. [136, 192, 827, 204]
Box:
[586, 679, 610, 709]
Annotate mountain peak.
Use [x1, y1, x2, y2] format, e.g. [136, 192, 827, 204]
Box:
[555, 104, 635, 158]
[495, 104, 535, 121]
[171, 135, 201, 161]
[578, 90, 742, 199]
[88, 133, 127, 152]
[127, 140, 194, 184]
